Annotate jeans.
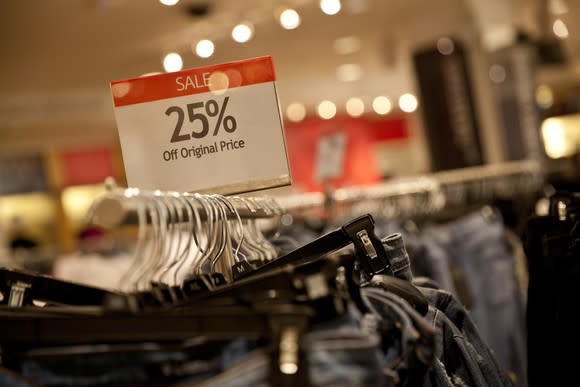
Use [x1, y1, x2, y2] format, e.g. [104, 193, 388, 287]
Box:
[197, 305, 387, 387]
[0, 367, 37, 387]
[409, 210, 526, 386]
[382, 233, 413, 282]
[17, 339, 253, 386]
[20, 349, 190, 386]
[381, 230, 514, 387]
[418, 285, 513, 387]
[361, 286, 436, 386]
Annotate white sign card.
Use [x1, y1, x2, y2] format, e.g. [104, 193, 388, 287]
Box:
[110, 56, 291, 194]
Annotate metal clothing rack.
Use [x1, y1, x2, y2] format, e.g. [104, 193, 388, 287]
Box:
[275, 160, 546, 219]
[88, 188, 283, 229]
[89, 160, 545, 228]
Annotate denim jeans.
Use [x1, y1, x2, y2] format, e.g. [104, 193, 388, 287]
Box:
[0, 367, 37, 387]
[361, 286, 437, 386]
[381, 233, 413, 282]
[18, 339, 254, 386]
[407, 210, 526, 386]
[20, 349, 190, 386]
[197, 305, 387, 387]
[381, 230, 514, 387]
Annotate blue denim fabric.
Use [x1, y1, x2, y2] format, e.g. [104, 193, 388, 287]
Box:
[378, 229, 514, 387]
[361, 289, 421, 369]
[361, 287, 437, 386]
[197, 305, 387, 387]
[20, 350, 190, 386]
[0, 367, 37, 387]
[418, 285, 513, 387]
[408, 230, 458, 296]
[407, 210, 526, 386]
[381, 233, 413, 282]
[423, 304, 488, 386]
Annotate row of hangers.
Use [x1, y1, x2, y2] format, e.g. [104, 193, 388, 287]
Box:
[87, 187, 287, 288]
[81, 160, 546, 293]
[275, 159, 546, 222]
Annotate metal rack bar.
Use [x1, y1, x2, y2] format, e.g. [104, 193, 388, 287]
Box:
[89, 160, 545, 228]
[88, 189, 283, 229]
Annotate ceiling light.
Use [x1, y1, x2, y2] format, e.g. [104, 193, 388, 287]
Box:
[399, 93, 418, 113]
[279, 9, 301, 30]
[346, 97, 365, 117]
[232, 22, 254, 43]
[195, 39, 215, 58]
[320, 0, 341, 15]
[553, 19, 569, 39]
[317, 101, 336, 120]
[372, 96, 392, 115]
[159, 0, 179, 6]
[436, 37, 454, 55]
[286, 102, 306, 122]
[489, 64, 507, 83]
[163, 53, 183, 72]
[336, 64, 363, 82]
[536, 85, 554, 109]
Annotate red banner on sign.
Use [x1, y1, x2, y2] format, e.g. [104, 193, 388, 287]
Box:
[111, 56, 276, 107]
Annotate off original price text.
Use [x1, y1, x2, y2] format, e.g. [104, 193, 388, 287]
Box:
[162, 138, 246, 162]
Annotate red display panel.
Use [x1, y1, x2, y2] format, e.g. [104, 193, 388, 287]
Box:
[60, 147, 115, 186]
[284, 115, 408, 192]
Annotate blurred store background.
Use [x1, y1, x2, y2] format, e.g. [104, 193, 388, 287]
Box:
[1, 0, 579, 270]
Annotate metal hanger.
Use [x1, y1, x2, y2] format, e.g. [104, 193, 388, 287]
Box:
[207, 194, 235, 280]
[150, 194, 182, 285]
[134, 193, 166, 291]
[118, 191, 151, 291]
[213, 194, 257, 278]
[171, 193, 205, 286]
[189, 193, 223, 279]
[161, 194, 195, 286]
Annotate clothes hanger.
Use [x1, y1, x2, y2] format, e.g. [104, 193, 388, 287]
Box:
[238, 214, 392, 281]
[212, 194, 256, 279]
[234, 197, 274, 266]
[157, 194, 187, 285]
[149, 195, 180, 285]
[118, 192, 149, 291]
[162, 194, 195, 286]
[134, 195, 166, 291]
[204, 194, 231, 280]
[174, 193, 205, 284]
[188, 193, 218, 279]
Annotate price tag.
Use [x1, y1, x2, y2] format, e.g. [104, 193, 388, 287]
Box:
[110, 56, 291, 194]
[315, 132, 347, 182]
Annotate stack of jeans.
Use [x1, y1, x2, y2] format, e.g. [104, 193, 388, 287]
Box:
[3, 218, 516, 386]
[369, 233, 514, 387]
[197, 233, 513, 387]
[406, 209, 526, 386]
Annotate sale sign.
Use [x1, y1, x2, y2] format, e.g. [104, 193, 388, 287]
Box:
[110, 56, 291, 194]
